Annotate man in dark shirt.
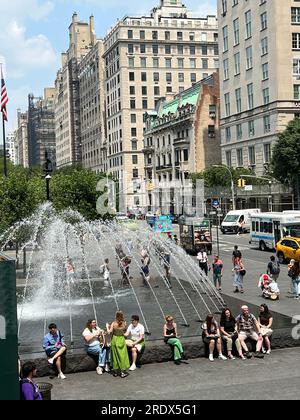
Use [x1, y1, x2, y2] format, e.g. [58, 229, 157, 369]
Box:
[267, 255, 280, 282]
[232, 245, 242, 267]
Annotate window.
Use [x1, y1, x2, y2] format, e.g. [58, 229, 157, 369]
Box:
[223, 26, 228, 52]
[245, 10, 252, 39]
[224, 92, 231, 116]
[152, 31, 158, 40]
[293, 59, 300, 75]
[130, 99, 136, 109]
[152, 44, 158, 54]
[140, 57, 147, 68]
[131, 114, 136, 123]
[130, 86, 135, 95]
[222, 0, 227, 15]
[165, 31, 170, 40]
[140, 44, 146, 53]
[142, 86, 147, 95]
[140, 30, 145, 39]
[291, 7, 300, 24]
[128, 57, 134, 68]
[132, 155, 138, 165]
[153, 58, 159, 68]
[178, 58, 184, 68]
[154, 86, 160, 96]
[237, 148, 243, 167]
[178, 45, 183, 54]
[233, 18, 239, 45]
[133, 169, 139, 178]
[247, 83, 254, 109]
[166, 73, 172, 82]
[262, 62, 269, 80]
[236, 124, 242, 140]
[225, 127, 231, 142]
[248, 120, 255, 136]
[248, 146, 256, 165]
[261, 12, 267, 30]
[131, 127, 137, 137]
[165, 45, 171, 54]
[166, 86, 172, 93]
[129, 72, 135, 81]
[191, 73, 196, 83]
[263, 115, 271, 133]
[131, 140, 137, 150]
[294, 84, 300, 99]
[292, 33, 300, 49]
[165, 58, 172, 68]
[189, 32, 195, 41]
[190, 58, 196, 68]
[190, 45, 196, 55]
[177, 32, 183, 41]
[128, 44, 134, 54]
[128, 30, 133, 39]
[246, 46, 253, 70]
[202, 32, 207, 41]
[208, 125, 215, 137]
[178, 73, 184, 82]
[142, 99, 148, 109]
[261, 37, 268, 55]
[141, 72, 147, 81]
[153, 72, 159, 82]
[263, 87, 270, 104]
[264, 143, 271, 163]
[183, 149, 189, 161]
[202, 45, 207, 55]
[223, 58, 229, 80]
[234, 52, 240, 75]
[202, 58, 208, 69]
[235, 88, 242, 113]
[226, 150, 232, 167]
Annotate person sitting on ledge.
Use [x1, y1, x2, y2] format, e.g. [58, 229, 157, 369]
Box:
[20, 361, 42, 400]
[42, 323, 67, 379]
[82, 319, 110, 375]
[163, 315, 186, 365]
[202, 314, 227, 362]
[236, 305, 264, 359]
[125, 315, 145, 371]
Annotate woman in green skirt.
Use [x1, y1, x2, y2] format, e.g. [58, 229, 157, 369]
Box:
[106, 311, 130, 378]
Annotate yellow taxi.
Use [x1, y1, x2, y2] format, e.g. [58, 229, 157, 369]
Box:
[276, 236, 300, 263]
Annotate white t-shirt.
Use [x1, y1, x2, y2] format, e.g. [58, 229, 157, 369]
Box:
[197, 251, 208, 263]
[82, 327, 102, 347]
[126, 323, 145, 341]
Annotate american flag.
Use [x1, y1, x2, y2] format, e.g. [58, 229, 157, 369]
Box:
[1, 68, 8, 122]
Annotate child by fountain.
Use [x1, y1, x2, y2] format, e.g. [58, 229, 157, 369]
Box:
[42, 323, 67, 379]
[100, 258, 110, 287]
[141, 248, 151, 286]
[65, 257, 75, 284]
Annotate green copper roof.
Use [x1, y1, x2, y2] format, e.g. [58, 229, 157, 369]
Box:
[159, 83, 202, 117]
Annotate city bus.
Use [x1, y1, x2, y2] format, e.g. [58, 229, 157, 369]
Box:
[249, 212, 300, 251]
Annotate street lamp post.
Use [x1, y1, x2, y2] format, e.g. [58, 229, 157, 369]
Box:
[43, 151, 53, 201]
[45, 174, 51, 201]
[213, 165, 236, 211]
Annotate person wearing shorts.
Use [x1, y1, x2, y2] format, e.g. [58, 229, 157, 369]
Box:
[236, 306, 264, 359]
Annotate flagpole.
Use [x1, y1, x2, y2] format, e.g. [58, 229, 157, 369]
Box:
[2, 114, 7, 177]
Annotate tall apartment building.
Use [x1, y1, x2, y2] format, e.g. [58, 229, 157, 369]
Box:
[6, 132, 17, 165]
[79, 40, 106, 173]
[103, 0, 218, 211]
[54, 13, 96, 168]
[27, 88, 56, 168]
[218, 0, 300, 175]
[15, 111, 29, 167]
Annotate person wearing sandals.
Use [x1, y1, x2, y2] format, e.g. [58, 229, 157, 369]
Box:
[219, 308, 245, 360]
[258, 304, 273, 355]
[202, 314, 227, 362]
[232, 256, 245, 293]
[106, 311, 130, 378]
[236, 305, 264, 359]
[82, 319, 110, 375]
[163, 315, 185, 365]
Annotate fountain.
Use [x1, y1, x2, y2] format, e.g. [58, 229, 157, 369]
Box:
[0, 204, 226, 355]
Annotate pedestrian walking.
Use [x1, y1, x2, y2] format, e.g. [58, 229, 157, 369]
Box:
[212, 255, 224, 291]
[267, 255, 280, 282]
[232, 245, 242, 267]
[197, 247, 209, 276]
[232, 256, 246, 293]
[288, 261, 300, 299]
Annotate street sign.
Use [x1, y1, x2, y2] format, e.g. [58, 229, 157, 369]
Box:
[244, 185, 253, 191]
[212, 199, 220, 209]
[210, 211, 217, 215]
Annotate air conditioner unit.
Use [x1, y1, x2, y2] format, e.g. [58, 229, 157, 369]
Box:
[209, 112, 216, 119]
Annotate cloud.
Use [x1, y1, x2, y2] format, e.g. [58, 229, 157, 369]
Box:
[1, 0, 54, 23]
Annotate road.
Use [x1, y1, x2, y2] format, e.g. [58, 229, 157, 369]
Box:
[50, 347, 300, 400]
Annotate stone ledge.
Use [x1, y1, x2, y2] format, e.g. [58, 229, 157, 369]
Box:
[20, 328, 300, 378]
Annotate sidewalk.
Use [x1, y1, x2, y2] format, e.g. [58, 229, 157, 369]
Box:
[50, 348, 300, 400]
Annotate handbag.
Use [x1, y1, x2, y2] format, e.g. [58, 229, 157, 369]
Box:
[240, 269, 246, 276]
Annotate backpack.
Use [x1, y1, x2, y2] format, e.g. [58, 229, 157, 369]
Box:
[271, 262, 280, 275]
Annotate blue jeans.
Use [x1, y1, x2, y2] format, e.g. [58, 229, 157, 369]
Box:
[86, 344, 110, 367]
[292, 280, 300, 297]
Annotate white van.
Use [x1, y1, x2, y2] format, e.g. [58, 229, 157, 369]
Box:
[221, 209, 260, 234]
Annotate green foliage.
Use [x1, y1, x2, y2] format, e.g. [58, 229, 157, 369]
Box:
[271, 118, 300, 185]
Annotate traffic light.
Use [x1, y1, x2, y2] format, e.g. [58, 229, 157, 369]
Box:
[238, 178, 246, 188]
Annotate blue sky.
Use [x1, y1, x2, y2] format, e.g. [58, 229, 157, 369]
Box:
[0, 0, 217, 132]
